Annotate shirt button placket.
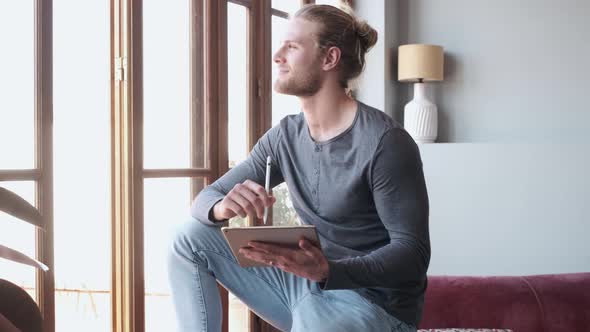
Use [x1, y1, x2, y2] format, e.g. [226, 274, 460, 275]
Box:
[313, 145, 321, 208]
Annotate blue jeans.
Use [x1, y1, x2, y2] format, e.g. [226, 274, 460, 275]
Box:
[167, 218, 416, 332]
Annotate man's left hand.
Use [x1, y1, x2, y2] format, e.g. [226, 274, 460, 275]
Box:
[239, 238, 329, 282]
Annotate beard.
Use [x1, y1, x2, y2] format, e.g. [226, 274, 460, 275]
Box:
[274, 64, 322, 97]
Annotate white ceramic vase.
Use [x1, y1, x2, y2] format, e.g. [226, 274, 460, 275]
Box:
[404, 83, 437, 143]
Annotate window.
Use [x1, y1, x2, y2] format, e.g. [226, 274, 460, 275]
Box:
[142, 1, 193, 331]
[271, 0, 301, 16]
[112, 0, 238, 330]
[227, 2, 250, 230]
[1, 1, 52, 331]
[0, 0, 36, 299]
[2, 1, 349, 332]
[53, 0, 111, 331]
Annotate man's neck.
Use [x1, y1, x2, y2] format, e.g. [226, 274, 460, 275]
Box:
[299, 85, 358, 143]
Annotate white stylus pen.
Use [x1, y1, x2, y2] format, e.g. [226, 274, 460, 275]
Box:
[263, 156, 272, 225]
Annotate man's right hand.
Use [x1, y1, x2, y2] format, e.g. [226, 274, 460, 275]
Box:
[212, 179, 276, 221]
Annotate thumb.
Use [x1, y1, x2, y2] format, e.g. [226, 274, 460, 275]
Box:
[299, 238, 319, 256]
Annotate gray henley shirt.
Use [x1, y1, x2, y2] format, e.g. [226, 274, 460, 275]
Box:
[190, 101, 431, 326]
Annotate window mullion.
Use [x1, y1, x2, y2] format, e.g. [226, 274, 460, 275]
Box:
[191, 0, 206, 198]
[34, 0, 55, 331]
[205, 0, 229, 331]
[111, 0, 145, 331]
[248, 1, 277, 331]
[250, 0, 272, 155]
[0, 170, 42, 182]
[143, 169, 214, 178]
[251, 0, 272, 228]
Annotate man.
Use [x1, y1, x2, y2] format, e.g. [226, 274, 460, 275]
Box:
[168, 4, 430, 332]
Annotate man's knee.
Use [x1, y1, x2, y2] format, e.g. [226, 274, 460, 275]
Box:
[170, 218, 224, 251]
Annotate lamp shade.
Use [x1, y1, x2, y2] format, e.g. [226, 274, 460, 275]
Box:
[398, 44, 444, 82]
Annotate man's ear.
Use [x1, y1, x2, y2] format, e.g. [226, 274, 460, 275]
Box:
[321, 46, 341, 71]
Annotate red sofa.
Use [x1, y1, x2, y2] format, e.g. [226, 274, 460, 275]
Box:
[419, 273, 590, 332]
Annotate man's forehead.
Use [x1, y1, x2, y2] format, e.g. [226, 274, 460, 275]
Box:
[283, 18, 319, 45]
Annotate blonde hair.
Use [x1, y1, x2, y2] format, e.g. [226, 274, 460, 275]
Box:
[294, 3, 378, 90]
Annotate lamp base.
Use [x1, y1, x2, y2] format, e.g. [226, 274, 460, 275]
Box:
[404, 83, 438, 143]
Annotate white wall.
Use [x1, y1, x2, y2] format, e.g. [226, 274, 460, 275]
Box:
[354, 0, 387, 114]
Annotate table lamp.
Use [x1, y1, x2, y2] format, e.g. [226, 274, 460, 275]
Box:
[398, 44, 444, 143]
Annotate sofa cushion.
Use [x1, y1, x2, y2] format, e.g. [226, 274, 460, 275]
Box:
[420, 275, 544, 331]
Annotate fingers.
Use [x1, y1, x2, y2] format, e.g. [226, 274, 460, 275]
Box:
[235, 187, 264, 218]
[239, 248, 282, 267]
[243, 242, 297, 268]
[218, 199, 243, 219]
[226, 183, 262, 219]
[299, 238, 322, 257]
[229, 190, 258, 219]
[218, 181, 277, 221]
[248, 241, 289, 257]
[243, 180, 275, 207]
[241, 242, 325, 280]
[222, 180, 277, 220]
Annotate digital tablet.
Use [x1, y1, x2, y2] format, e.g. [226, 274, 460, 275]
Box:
[221, 225, 320, 267]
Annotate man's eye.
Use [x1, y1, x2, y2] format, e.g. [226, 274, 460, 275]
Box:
[288, 44, 296, 49]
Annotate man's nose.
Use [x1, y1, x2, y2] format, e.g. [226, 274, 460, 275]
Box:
[273, 49, 285, 64]
[273, 54, 284, 64]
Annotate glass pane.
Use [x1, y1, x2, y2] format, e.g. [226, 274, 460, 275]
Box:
[0, 181, 37, 301]
[272, 183, 301, 226]
[53, 0, 111, 330]
[271, 15, 301, 126]
[227, 3, 249, 167]
[271, 0, 301, 16]
[0, 1, 34, 169]
[144, 0, 190, 169]
[227, 7, 251, 330]
[229, 216, 248, 228]
[144, 178, 194, 332]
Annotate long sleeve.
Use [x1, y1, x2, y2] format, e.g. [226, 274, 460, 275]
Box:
[321, 128, 431, 289]
[190, 125, 285, 226]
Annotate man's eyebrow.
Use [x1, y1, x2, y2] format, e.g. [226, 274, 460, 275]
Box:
[283, 39, 303, 45]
